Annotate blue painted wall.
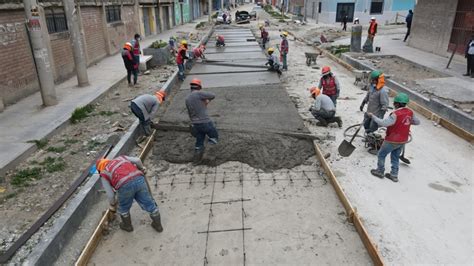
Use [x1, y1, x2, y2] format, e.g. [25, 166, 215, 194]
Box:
[321, 0, 415, 12]
[391, 0, 415, 11]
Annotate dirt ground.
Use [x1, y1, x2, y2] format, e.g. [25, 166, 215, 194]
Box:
[0, 65, 174, 257]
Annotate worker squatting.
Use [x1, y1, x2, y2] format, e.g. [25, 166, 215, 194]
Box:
[105, 27, 419, 233]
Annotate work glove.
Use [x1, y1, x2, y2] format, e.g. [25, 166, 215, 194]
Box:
[142, 167, 147, 175]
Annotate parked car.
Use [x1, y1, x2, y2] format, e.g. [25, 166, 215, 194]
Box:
[236, 10, 250, 24]
[250, 6, 261, 19]
[216, 11, 231, 24]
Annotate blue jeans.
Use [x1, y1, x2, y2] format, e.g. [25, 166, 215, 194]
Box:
[130, 102, 152, 135]
[117, 176, 158, 215]
[377, 142, 404, 177]
[364, 111, 385, 134]
[178, 63, 185, 81]
[192, 122, 218, 150]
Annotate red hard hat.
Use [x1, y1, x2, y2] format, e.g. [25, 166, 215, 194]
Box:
[190, 78, 202, 88]
[321, 66, 331, 75]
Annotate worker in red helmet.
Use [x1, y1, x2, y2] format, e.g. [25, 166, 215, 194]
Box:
[130, 90, 166, 135]
[216, 35, 225, 47]
[309, 87, 342, 127]
[318, 66, 341, 106]
[185, 78, 218, 162]
[96, 156, 163, 233]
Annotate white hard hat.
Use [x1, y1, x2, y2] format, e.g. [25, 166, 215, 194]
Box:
[355, 17, 359, 20]
[371, 17, 376, 20]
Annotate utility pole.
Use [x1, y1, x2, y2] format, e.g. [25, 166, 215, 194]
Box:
[23, 0, 57, 106]
[63, 0, 89, 87]
[315, 0, 320, 23]
[303, 0, 307, 21]
[208, 0, 212, 22]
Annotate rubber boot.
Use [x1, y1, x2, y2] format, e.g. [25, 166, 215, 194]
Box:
[316, 118, 328, 127]
[370, 169, 384, 179]
[335, 117, 343, 128]
[150, 212, 164, 232]
[120, 214, 133, 232]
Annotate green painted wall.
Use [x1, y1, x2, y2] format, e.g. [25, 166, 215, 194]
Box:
[174, 0, 191, 25]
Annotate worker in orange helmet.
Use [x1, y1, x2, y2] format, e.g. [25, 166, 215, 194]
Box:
[130, 90, 166, 135]
[185, 78, 218, 162]
[96, 156, 163, 233]
[122, 42, 138, 87]
[309, 87, 342, 127]
[318, 66, 341, 106]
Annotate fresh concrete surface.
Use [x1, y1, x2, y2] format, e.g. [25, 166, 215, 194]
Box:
[207, 41, 260, 47]
[182, 72, 279, 88]
[0, 18, 208, 178]
[190, 63, 267, 74]
[205, 51, 267, 61]
[205, 46, 262, 54]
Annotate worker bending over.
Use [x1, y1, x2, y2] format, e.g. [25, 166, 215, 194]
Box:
[216, 35, 225, 47]
[265, 48, 282, 76]
[309, 87, 342, 127]
[193, 45, 206, 60]
[96, 156, 163, 232]
[360, 70, 389, 135]
[318, 66, 341, 106]
[369, 93, 420, 182]
[130, 90, 166, 136]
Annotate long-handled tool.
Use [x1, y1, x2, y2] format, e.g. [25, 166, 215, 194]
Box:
[399, 146, 411, 164]
[338, 120, 364, 157]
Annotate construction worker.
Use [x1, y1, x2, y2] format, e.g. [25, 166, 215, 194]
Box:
[280, 31, 289, 70]
[96, 156, 163, 232]
[265, 47, 282, 76]
[122, 42, 138, 87]
[193, 44, 206, 60]
[130, 33, 141, 68]
[309, 87, 342, 127]
[464, 34, 474, 78]
[260, 25, 269, 49]
[368, 17, 378, 40]
[176, 40, 188, 81]
[369, 93, 420, 182]
[185, 79, 218, 160]
[318, 66, 341, 106]
[360, 70, 389, 135]
[216, 35, 225, 47]
[130, 90, 166, 136]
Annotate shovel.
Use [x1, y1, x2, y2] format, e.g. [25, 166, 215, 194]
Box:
[338, 123, 363, 157]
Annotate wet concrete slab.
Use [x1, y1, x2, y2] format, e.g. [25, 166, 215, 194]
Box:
[189, 63, 267, 74]
[205, 52, 266, 61]
[207, 42, 259, 47]
[180, 72, 279, 90]
[205, 46, 262, 54]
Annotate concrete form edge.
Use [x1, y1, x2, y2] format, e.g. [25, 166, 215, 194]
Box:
[23, 25, 215, 265]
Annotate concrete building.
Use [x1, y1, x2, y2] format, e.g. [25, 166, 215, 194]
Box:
[304, 0, 415, 24]
[409, 0, 473, 56]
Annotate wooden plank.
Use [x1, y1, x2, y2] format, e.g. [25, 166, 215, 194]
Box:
[353, 213, 384, 266]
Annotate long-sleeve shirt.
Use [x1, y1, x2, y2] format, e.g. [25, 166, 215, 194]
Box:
[131, 94, 160, 122]
[185, 91, 215, 124]
[280, 38, 288, 53]
[363, 85, 389, 114]
[466, 39, 474, 56]
[101, 156, 145, 204]
[372, 111, 420, 127]
[317, 75, 341, 96]
[312, 94, 335, 112]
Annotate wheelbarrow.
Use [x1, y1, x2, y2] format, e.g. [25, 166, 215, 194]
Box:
[305, 52, 318, 66]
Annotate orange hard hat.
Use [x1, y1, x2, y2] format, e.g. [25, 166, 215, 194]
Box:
[321, 66, 331, 75]
[123, 42, 132, 51]
[310, 87, 321, 96]
[190, 78, 202, 88]
[155, 90, 166, 103]
[96, 158, 110, 172]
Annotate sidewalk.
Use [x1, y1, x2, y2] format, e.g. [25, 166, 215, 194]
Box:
[0, 17, 207, 177]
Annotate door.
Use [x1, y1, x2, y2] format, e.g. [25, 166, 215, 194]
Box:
[162, 6, 170, 30]
[448, 0, 474, 54]
[336, 3, 354, 23]
[155, 7, 162, 33]
[143, 7, 151, 36]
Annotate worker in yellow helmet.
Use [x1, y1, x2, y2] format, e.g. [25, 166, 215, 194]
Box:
[265, 47, 282, 76]
[280, 31, 289, 70]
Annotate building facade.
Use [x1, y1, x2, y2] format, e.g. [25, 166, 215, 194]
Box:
[409, 0, 473, 56]
[304, 0, 415, 24]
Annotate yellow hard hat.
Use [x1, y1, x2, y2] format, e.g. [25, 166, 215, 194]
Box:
[282, 31, 288, 37]
[259, 24, 263, 29]
[181, 40, 188, 45]
[267, 47, 275, 53]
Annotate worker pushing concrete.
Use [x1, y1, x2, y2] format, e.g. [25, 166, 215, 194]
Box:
[96, 156, 163, 233]
[176, 40, 189, 81]
[265, 47, 282, 76]
[309, 87, 342, 127]
[318, 66, 341, 106]
[280, 31, 289, 70]
[360, 70, 389, 136]
[130, 90, 166, 136]
[368, 93, 420, 182]
[185, 78, 219, 162]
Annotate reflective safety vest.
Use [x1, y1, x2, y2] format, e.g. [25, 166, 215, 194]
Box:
[176, 46, 187, 65]
[280, 38, 288, 54]
[131, 39, 140, 56]
[100, 156, 143, 190]
[369, 21, 377, 35]
[385, 108, 413, 144]
[321, 76, 337, 96]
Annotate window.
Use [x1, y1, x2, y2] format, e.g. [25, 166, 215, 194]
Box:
[106, 6, 121, 23]
[318, 2, 321, 13]
[370, 0, 384, 14]
[45, 8, 68, 34]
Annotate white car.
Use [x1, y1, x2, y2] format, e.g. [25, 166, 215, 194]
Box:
[216, 11, 231, 24]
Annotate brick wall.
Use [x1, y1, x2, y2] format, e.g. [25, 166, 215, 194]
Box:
[50, 33, 75, 82]
[0, 10, 39, 105]
[81, 7, 107, 64]
[107, 6, 138, 54]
